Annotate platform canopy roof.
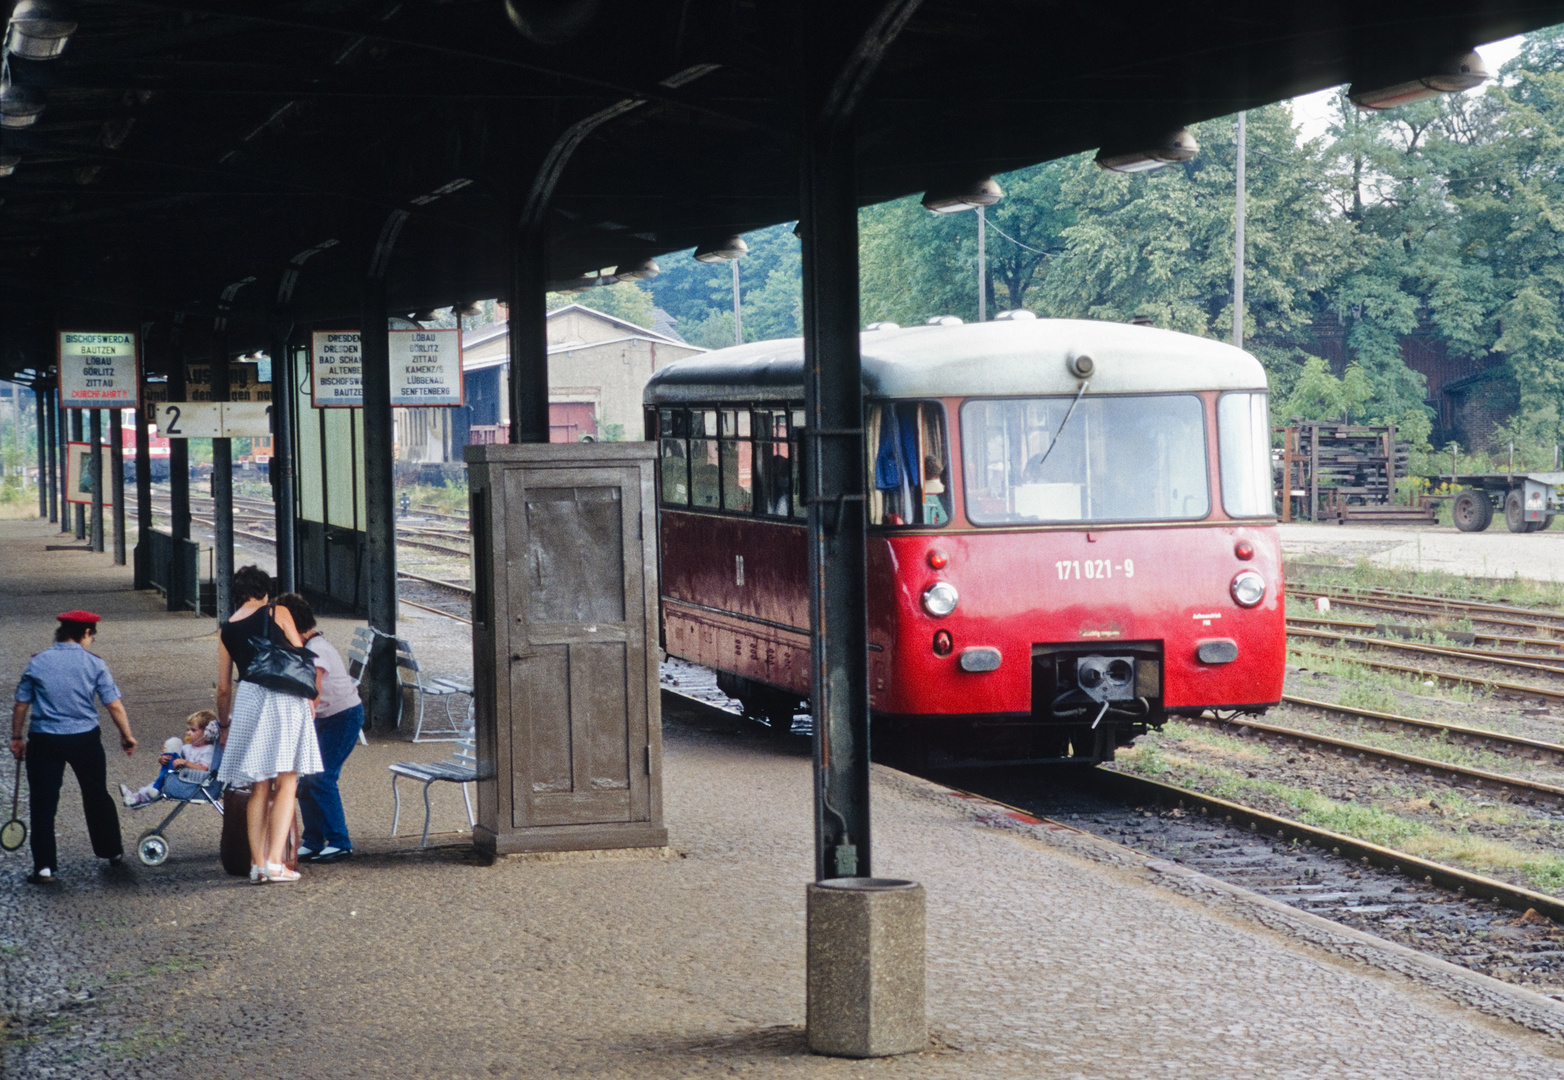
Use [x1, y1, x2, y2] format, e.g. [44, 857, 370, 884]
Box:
[3, 0, 1563, 379]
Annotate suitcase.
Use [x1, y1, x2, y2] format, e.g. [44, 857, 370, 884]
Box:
[219, 788, 300, 876]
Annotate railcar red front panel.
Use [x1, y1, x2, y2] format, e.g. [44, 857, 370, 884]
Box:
[659, 510, 1284, 719]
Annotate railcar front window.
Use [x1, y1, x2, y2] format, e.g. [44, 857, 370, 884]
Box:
[1218, 391, 1274, 518]
[960, 395, 1208, 524]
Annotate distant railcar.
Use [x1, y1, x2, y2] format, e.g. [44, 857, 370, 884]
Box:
[644, 317, 1284, 765]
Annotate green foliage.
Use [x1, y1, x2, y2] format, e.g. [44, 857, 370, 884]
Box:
[546, 280, 656, 330]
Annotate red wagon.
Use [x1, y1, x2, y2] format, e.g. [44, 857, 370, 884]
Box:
[645, 316, 1284, 765]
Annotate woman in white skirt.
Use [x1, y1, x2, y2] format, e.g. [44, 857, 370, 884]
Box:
[216, 565, 323, 883]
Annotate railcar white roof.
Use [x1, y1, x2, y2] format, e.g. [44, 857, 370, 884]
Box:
[644, 318, 1267, 404]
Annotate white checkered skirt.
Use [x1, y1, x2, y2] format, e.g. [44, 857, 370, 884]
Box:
[217, 680, 323, 785]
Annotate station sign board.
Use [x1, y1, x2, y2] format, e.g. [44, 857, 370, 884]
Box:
[155, 402, 273, 439]
[311, 330, 363, 407]
[64, 441, 112, 506]
[58, 331, 140, 409]
[184, 360, 271, 403]
[390, 327, 463, 406]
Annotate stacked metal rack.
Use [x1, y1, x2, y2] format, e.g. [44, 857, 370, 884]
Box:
[1275, 422, 1428, 524]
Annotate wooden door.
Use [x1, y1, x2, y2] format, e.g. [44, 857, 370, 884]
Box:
[504, 467, 649, 828]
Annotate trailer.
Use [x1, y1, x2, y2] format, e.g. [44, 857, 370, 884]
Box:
[1429, 472, 1564, 533]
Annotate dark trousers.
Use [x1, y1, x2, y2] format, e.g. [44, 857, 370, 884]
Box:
[25, 727, 124, 872]
[298, 704, 362, 851]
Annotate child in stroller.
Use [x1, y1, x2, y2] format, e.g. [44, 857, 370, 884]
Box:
[121, 710, 219, 807]
[118, 709, 226, 866]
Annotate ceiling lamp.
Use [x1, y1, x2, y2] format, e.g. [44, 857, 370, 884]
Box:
[6, 1, 76, 60]
[1094, 128, 1199, 173]
[1348, 50, 1491, 110]
[921, 178, 1004, 213]
[411, 309, 438, 322]
[0, 81, 45, 129]
[693, 235, 748, 263]
[614, 258, 660, 280]
[454, 301, 482, 318]
[0, 154, 17, 177]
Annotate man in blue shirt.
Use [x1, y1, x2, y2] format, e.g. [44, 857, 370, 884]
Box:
[9, 610, 140, 884]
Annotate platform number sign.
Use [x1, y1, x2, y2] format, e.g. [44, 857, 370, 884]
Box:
[59, 331, 140, 409]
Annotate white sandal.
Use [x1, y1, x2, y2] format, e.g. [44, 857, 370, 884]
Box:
[249, 864, 266, 884]
[264, 863, 301, 883]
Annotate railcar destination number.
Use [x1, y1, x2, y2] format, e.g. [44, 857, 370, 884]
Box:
[1056, 559, 1134, 580]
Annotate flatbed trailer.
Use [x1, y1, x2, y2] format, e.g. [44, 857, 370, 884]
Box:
[1426, 472, 1564, 533]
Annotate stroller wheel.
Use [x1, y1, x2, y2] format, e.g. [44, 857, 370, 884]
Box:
[136, 831, 169, 866]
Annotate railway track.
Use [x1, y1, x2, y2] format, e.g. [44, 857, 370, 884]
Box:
[1290, 586, 1564, 637]
[1289, 645, 1564, 704]
[1286, 623, 1564, 677]
[662, 681, 1564, 968]
[1287, 614, 1564, 655]
[1280, 693, 1564, 763]
[1185, 711, 1564, 808]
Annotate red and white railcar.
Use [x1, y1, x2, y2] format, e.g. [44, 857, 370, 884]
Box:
[645, 316, 1284, 764]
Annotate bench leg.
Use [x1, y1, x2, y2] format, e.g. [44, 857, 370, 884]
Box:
[420, 780, 434, 848]
[461, 782, 474, 828]
[390, 774, 401, 837]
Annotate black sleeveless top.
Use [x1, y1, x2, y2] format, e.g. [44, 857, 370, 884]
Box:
[221, 605, 278, 681]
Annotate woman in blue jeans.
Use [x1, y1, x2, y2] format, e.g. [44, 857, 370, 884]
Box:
[276, 594, 361, 862]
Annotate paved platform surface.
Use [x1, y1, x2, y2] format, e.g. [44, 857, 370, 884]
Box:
[5, 517, 1564, 1078]
[1280, 521, 1564, 581]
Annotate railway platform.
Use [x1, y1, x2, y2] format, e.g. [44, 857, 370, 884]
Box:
[5, 516, 1564, 1079]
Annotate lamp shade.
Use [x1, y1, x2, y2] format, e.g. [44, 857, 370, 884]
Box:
[0, 154, 18, 177]
[693, 235, 748, 263]
[1349, 50, 1492, 109]
[0, 82, 45, 129]
[614, 258, 661, 280]
[1095, 128, 1199, 173]
[6, 1, 76, 60]
[921, 178, 1004, 213]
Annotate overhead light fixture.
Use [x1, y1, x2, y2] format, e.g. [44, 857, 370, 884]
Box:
[921, 178, 1004, 213]
[0, 154, 18, 177]
[5, 1, 77, 60]
[693, 235, 748, 263]
[0, 81, 45, 129]
[411, 309, 438, 322]
[613, 258, 660, 280]
[1094, 128, 1199, 173]
[454, 301, 482, 318]
[1348, 50, 1491, 110]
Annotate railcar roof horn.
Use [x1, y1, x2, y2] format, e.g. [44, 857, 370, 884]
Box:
[1067, 354, 1094, 379]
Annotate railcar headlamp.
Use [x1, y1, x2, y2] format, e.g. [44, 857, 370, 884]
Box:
[1231, 570, 1266, 608]
[921, 581, 959, 617]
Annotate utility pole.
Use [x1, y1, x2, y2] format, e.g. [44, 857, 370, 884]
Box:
[977, 205, 987, 322]
[732, 258, 743, 346]
[1234, 110, 1246, 349]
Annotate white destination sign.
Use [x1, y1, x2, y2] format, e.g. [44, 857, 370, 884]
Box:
[59, 331, 140, 408]
[311, 330, 362, 407]
[390, 328, 462, 406]
[156, 402, 273, 439]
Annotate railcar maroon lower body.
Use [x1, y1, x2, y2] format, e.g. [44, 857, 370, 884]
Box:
[658, 509, 1285, 765]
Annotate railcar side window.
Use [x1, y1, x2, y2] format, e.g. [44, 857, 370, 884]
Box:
[1218, 392, 1274, 518]
[866, 401, 952, 527]
[753, 410, 792, 517]
[690, 409, 721, 508]
[720, 409, 754, 513]
[659, 408, 690, 505]
[960, 395, 1209, 524]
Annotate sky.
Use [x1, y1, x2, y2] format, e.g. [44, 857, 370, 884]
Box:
[1288, 35, 1526, 143]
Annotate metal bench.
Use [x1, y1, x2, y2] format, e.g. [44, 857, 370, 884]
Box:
[394, 649, 473, 743]
[388, 736, 477, 848]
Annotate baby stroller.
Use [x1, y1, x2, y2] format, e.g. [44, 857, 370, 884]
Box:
[128, 744, 228, 866]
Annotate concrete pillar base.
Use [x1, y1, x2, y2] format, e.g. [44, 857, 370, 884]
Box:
[806, 878, 925, 1058]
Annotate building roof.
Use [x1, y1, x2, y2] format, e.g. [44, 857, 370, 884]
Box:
[646, 318, 1266, 403]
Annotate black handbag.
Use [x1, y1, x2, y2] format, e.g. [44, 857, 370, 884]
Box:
[244, 604, 319, 700]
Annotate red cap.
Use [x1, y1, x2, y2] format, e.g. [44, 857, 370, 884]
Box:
[56, 610, 102, 624]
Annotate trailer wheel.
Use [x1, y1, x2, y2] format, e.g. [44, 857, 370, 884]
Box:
[1453, 489, 1493, 532]
[1505, 489, 1532, 533]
